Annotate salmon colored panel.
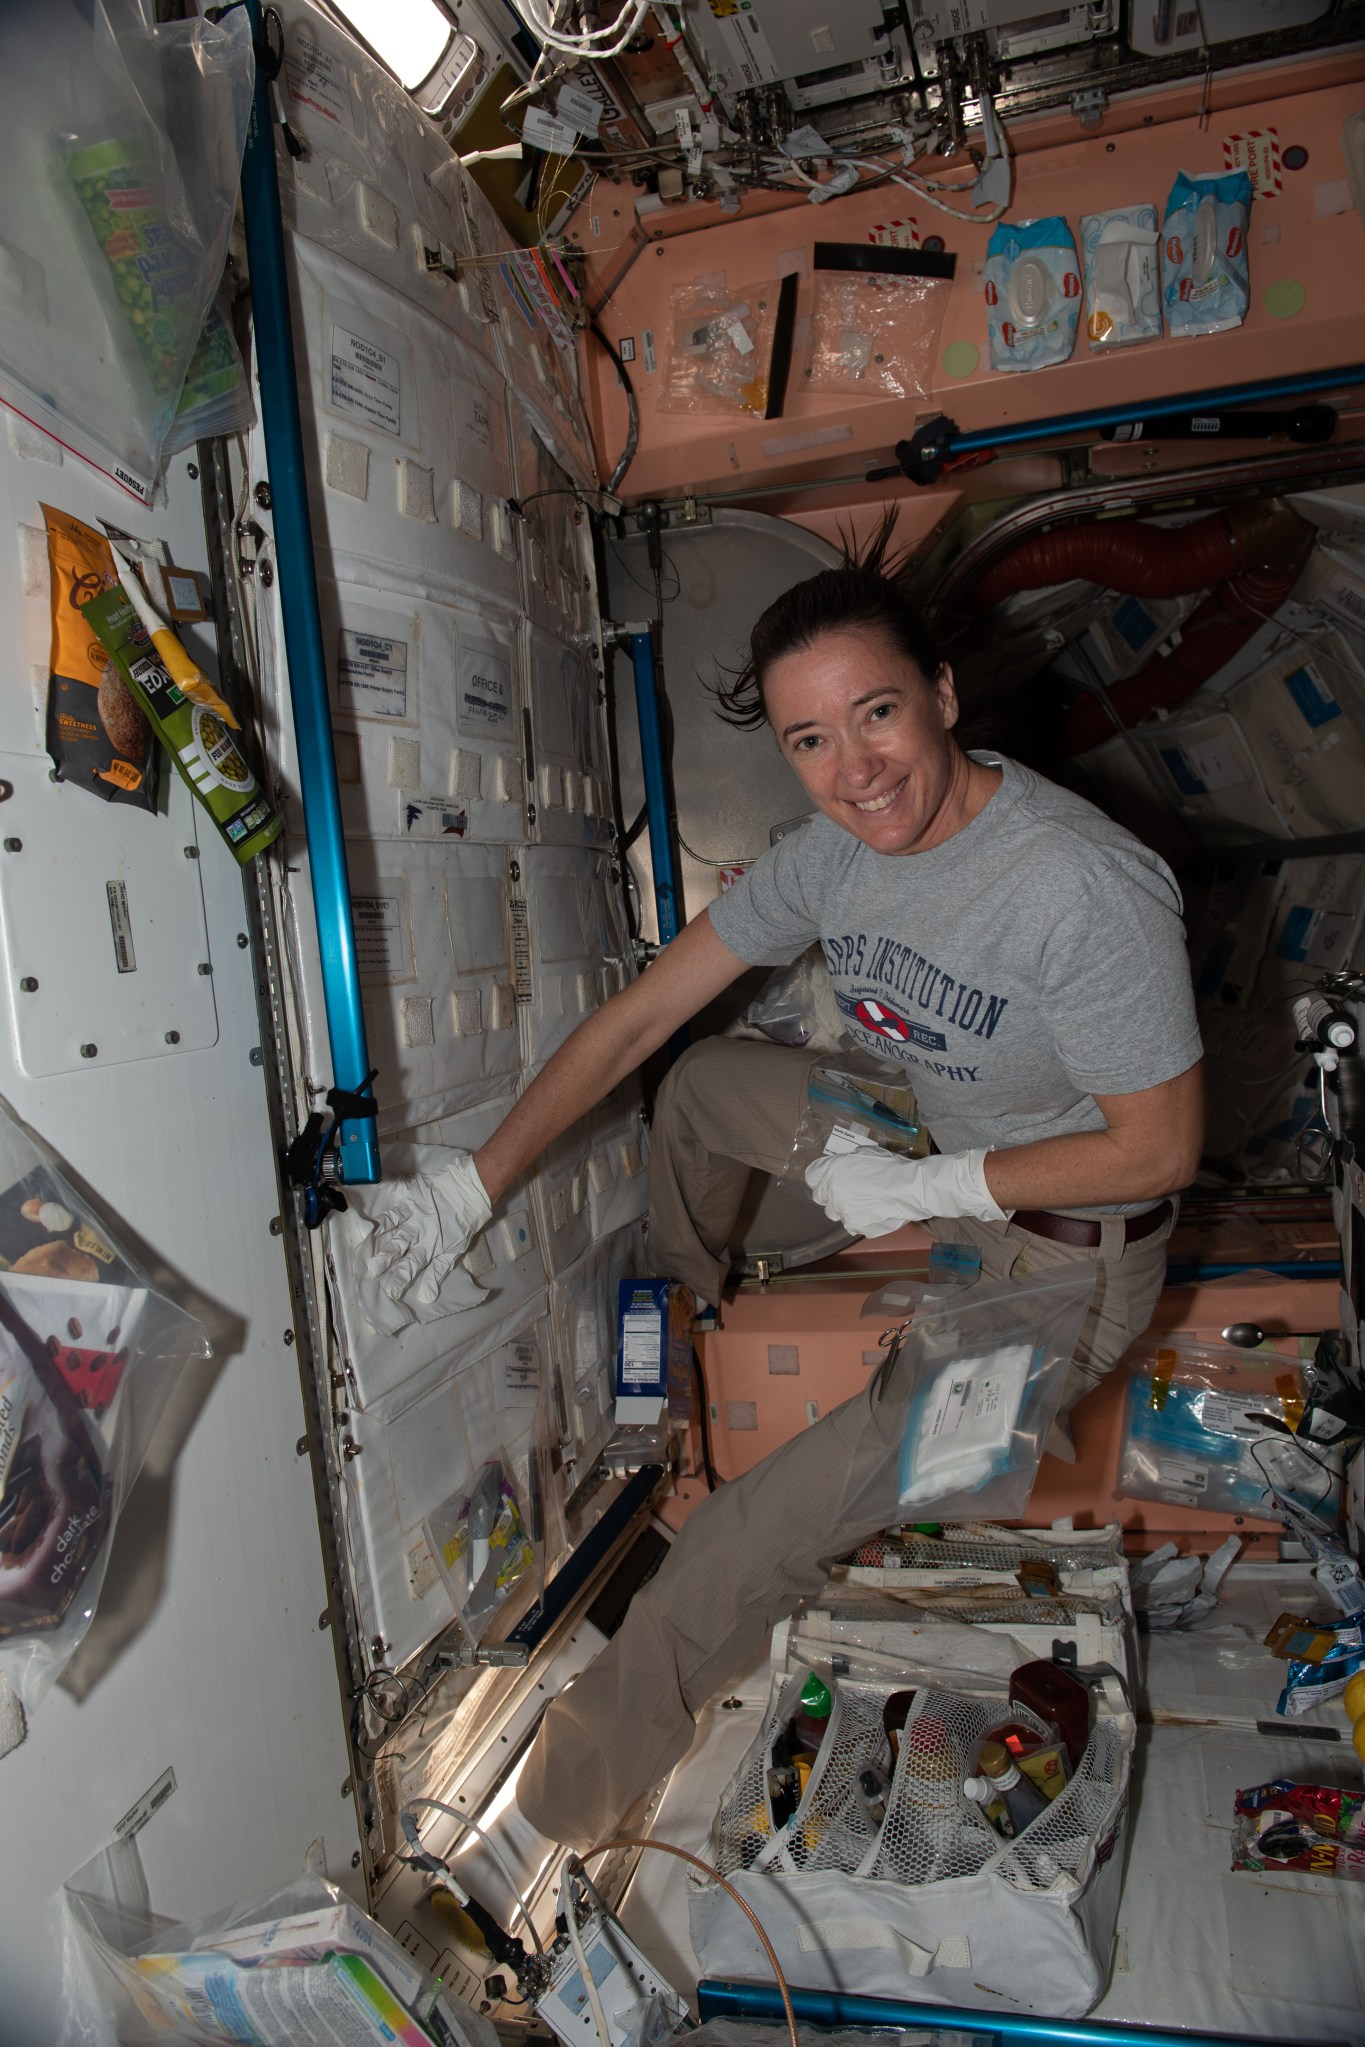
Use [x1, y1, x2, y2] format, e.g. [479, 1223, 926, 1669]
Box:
[665, 1256, 1339, 1553]
[578, 75, 1365, 504]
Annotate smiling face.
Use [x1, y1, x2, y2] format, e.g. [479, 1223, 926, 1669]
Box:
[764, 626, 985, 856]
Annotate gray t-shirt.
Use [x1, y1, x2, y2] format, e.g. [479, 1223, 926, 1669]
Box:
[709, 754, 1203, 1213]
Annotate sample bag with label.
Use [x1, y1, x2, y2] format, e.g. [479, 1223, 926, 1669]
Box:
[836, 1268, 1096, 1530]
[1161, 168, 1252, 337]
[984, 218, 1081, 371]
[658, 279, 781, 414]
[1118, 1336, 1335, 1521]
[63, 1842, 499, 2047]
[0, 1096, 209, 1730]
[787, 1050, 927, 1178]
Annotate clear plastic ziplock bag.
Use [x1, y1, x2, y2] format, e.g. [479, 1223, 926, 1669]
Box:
[806, 272, 951, 401]
[658, 278, 780, 415]
[786, 1049, 928, 1178]
[836, 1267, 1097, 1530]
[1118, 1336, 1338, 1521]
[425, 1455, 535, 1645]
[0, 1096, 210, 1732]
[61, 1835, 498, 2047]
[0, 0, 254, 502]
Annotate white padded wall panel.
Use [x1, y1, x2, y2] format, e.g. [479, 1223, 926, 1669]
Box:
[290, 239, 518, 607]
[344, 839, 521, 1131]
[274, 3, 499, 365]
[584, 1087, 651, 1243]
[525, 1108, 594, 1282]
[524, 626, 612, 850]
[512, 408, 597, 636]
[520, 846, 631, 1068]
[320, 581, 527, 847]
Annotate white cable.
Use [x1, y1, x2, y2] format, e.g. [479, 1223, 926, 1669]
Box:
[404, 1797, 545, 1954]
[561, 1855, 614, 2047]
[519, 0, 653, 59]
[884, 164, 1008, 224]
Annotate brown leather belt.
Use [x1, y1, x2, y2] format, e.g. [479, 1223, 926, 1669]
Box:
[1011, 1200, 1173, 1249]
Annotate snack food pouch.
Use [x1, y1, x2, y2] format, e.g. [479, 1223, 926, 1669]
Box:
[984, 217, 1081, 371]
[83, 583, 284, 866]
[41, 507, 156, 810]
[64, 137, 227, 409]
[1162, 168, 1251, 336]
[1082, 204, 1161, 349]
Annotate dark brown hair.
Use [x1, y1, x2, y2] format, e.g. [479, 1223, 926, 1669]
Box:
[711, 509, 946, 731]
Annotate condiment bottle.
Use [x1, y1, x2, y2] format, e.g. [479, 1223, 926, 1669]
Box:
[965, 1738, 1050, 1837]
[791, 1672, 833, 1754]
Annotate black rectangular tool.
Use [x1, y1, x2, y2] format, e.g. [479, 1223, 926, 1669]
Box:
[764, 269, 801, 420]
[813, 240, 957, 281]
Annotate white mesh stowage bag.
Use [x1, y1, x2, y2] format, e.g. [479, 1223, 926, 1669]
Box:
[696, 1667, 1134, 2017]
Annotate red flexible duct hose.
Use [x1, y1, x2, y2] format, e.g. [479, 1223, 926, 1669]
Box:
[971, 498, 1312, 611]
[1061, 548, 1314, 753]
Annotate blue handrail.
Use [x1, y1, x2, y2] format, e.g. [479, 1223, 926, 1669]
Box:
[945, 363, 1365, 458]
[239, 1, 380, 1183]
[628, 627, 680, 945]
[698, 1978, 1266, 2047]
[626, 626, 689, 1065]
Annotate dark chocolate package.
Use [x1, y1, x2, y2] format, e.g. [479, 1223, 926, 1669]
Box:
[41, 505, 158, 810]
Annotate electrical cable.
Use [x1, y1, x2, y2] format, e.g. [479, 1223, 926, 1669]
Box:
[404, 1797, 546, 1954]
[589, 323, 639, 493]
[692, 1348, 720, 1491]
[520, 0, 654, 59]
[561, 1855, 614, 2047]
[1248, 1435, 1338, 1515]
[578, 1837, 799, 2047]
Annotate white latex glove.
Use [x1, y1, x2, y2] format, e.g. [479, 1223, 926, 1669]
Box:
[804, 1142, 1010, 1237]
[348, 1151, 492, 1334]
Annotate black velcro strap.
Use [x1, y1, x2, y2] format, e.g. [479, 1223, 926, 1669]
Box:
[327, 1069, 379, 1121]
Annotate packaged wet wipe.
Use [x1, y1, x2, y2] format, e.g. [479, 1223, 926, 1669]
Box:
[1082, 204, 1161, 349]
[1162, 168, 1251, 337]
[984, 218, 1081, 372]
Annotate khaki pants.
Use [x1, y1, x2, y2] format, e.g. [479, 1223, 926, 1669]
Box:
[516, 1038, 1173, 1849]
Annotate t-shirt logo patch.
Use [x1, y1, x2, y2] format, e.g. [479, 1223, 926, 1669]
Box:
[855, 995, 910, 1041]
[847, 995, 947, 1052]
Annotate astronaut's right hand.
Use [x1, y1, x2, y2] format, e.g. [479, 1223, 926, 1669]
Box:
[349, 1151, 493, 1331]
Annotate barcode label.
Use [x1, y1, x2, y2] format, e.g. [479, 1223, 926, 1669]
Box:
[507, 896, 532, 1001]
[1176, 10, 1197, 30]
[106, 879, 137, 973]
